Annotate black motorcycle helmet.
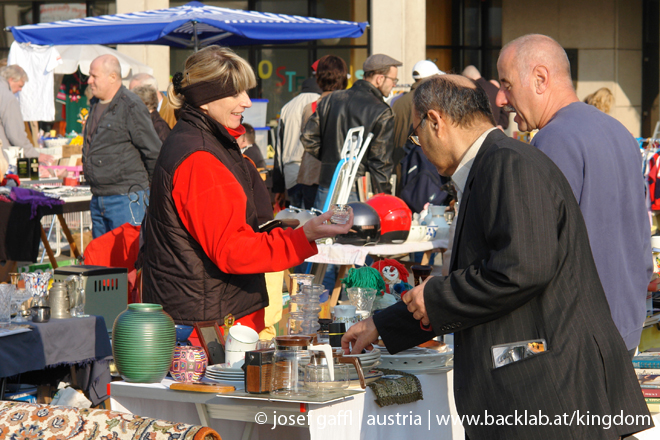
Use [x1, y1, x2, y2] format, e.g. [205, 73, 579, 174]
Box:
[335, 202, 381, 245]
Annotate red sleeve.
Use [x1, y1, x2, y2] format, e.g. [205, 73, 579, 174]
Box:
[172, 151, 317, 274]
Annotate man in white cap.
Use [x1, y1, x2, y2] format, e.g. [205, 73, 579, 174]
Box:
[392, 60, 443, 161]
[301, 53, 402, 208]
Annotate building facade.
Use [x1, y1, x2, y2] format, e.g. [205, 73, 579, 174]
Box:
[0, 0, 657, 136]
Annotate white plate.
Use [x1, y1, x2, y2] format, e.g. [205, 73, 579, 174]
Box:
[207, 364, 244, 372]
[206, 373, 244, 379]
[379, 346, 453, 373]
[205, 376, 244, 383]
[206, 370, 245, 376]
[205, 373, 245, 379]
[343, 348, 381, 360]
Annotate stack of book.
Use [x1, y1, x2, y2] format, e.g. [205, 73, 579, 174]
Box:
[633, 351, 660, 413]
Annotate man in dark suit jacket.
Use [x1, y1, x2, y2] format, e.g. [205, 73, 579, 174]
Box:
[342, 75, 652, 440]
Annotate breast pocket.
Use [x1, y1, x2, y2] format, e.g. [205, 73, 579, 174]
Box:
[89, 153, 124, 186]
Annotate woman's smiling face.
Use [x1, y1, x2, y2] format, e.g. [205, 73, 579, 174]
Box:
[200, 90, 252, 129]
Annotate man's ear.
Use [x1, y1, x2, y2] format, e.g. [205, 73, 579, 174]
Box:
[532, 65, 550, 94]
[427, 109, 444, 135]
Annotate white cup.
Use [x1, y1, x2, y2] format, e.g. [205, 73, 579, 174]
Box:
[333, 304, 357, 318]
[652, 236, 660, 250]
[226, 324, 259, 352]
[225, 350, 246, 367]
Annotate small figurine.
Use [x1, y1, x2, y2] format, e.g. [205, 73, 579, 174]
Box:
[371, 259, 413, 300]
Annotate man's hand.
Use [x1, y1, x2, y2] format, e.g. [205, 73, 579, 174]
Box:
[302, 208, 353, 242]
[402, 276, 433, 326]
[38, 153, 55, 166]
[341, 317, 380, 354]
[274, 192, 286, 208]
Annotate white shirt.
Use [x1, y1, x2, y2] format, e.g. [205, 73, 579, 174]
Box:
[442, 127, 497, 276]
[8, 42, 62, 121]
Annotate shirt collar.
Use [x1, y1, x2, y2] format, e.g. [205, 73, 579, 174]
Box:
[451, 127, 497, 202]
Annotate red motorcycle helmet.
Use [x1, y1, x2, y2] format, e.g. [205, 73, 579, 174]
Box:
[366, 194, 412, 244]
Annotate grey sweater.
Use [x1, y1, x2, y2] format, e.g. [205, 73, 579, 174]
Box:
[531, 102, 653, 350]
[0, 77, 41, 160]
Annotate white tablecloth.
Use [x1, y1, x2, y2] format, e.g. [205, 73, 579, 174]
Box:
[305, 236, 449, 266]
[110, 370, 463, 440]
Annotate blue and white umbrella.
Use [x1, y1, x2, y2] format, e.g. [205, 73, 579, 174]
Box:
[7, 1, 368, 50]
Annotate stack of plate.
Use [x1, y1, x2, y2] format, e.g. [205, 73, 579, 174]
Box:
[204, 364, 245, 383]
[376, 345, 453, 374]
[343, 347, 381, 380]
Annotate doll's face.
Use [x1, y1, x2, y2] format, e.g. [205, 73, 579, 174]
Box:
[382, 266, 400, 284]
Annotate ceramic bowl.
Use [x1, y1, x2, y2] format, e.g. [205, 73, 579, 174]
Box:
[406, 225, 426, 242]
[423, 226, 438, 242]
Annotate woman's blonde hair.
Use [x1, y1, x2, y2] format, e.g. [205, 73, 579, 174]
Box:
[584, 87, 614, 114]
[168, 46, 257, 109]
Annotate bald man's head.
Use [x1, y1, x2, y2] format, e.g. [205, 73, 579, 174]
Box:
[89, 54, 122, 101]
[499, 34, 573, 89]
[129, 73, 158, 91]
[461, 65, 481, 81]
[496, 34, 579, 132]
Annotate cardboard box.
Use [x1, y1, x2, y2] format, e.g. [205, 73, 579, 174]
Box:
[62, 144, 83, 158]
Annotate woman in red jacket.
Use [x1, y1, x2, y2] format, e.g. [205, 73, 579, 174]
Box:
[140, 46, 351, 333]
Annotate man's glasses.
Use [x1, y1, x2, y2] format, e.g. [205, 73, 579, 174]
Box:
[383, 75, 399, 85]
[408, 114, 427, 147]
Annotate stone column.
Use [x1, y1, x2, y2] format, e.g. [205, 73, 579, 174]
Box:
[370, 0, 426, 86]
[115, 0, 170, 90]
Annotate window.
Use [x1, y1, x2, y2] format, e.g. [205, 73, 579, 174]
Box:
[426, 0, 502, 80]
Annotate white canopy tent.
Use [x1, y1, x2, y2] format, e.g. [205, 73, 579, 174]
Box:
[53, 45, 153, 78]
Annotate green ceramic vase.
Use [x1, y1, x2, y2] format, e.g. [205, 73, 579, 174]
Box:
[112, 303, 176, 383]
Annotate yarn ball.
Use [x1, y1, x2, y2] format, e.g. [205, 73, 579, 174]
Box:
[340, 266, 386, 296]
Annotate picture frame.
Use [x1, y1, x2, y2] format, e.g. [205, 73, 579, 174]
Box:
[194, 321, 225, 365]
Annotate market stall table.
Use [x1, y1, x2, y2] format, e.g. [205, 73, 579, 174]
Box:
[109, 370, 463, 440]
[0, 315, 113, 404]
[303, 235, 450, 306]
[0, 186, 91, 280]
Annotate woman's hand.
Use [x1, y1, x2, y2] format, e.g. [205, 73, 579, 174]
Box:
[302, 208, 353, 242]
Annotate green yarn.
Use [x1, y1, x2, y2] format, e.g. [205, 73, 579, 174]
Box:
[340, 267, 386, 295]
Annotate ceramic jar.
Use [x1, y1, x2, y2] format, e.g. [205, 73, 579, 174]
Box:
[112, 303, 176, 383]
[169, 345, 208, 382]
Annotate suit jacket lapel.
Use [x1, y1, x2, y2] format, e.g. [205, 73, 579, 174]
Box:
[450, 129, 507, 271]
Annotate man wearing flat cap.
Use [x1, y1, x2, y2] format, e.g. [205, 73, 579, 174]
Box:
[301, 54, 401, 208]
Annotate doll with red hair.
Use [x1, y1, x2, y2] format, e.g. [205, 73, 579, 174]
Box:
[371, 259, 412, 300]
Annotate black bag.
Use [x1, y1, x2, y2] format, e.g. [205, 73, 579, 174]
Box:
[399, 140, 450, 213]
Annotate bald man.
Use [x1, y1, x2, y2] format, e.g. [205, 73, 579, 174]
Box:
[129, 72, 177, 129]
[84, 54, 161, 238]
[462, 65, 509, 129]
[343, 74, 652, 439]
[496, 34, 652, 355]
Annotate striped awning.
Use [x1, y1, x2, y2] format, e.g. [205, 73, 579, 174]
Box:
[8, 1, 368, 49]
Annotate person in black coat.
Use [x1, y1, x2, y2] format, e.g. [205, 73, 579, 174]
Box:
[343, 75, 652, 440]
[132, 85, 171, 144]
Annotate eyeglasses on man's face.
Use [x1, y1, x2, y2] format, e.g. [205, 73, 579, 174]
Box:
[383, 75, 399, 85]
[408, 114, 427, 147]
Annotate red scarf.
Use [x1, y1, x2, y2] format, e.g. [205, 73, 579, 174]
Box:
[225, 124, 245, 140]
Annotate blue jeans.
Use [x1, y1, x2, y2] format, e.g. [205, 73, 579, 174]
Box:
[91, 190, 148, 238]
[314, 186, 359, 211]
